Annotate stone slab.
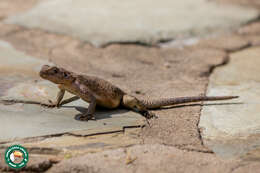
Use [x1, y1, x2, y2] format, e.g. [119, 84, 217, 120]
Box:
[4, 0, 258, 47]
[0, 40, 145, 142]
[199, 47, 260, 158]
[9, 129, 141, 154]
[0, 102, 143, 141]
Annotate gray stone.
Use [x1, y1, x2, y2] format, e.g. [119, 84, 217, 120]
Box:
[0, 102, 143, 141]
[4, 0, 258, 47]
[0, 41, 145, 142]
[199, 47, 260, 158]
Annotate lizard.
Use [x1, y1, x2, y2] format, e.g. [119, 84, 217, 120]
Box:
[1, 65, 239, 121]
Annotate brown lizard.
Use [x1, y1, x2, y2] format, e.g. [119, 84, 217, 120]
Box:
[32, 64, 237, 121]
[1, 65, 238, 121]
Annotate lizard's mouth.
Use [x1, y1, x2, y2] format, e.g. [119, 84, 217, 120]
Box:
[39, 71, 47, 78]
[39, 65, 50, 78]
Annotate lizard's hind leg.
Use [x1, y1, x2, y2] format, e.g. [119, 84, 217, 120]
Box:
[122, 95, 157, 119]
[77, 97, 97, 121]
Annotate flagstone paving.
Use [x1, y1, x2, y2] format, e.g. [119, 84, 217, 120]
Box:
[0, 0, 260, 172]
[4, 0, 258, 47]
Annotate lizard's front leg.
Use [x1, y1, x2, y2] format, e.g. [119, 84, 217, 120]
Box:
[46, 85, 80, 108]
[77, 96, 97, 121]
[54, 88, 65, 107]
[46, 88, 65, 107]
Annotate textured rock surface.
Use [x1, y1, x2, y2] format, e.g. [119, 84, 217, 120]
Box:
[4, 0, 258, 47]
[199, 47, 260, 157]
[47, 144, 240, 173]
[1, 1, 260, 172]
[0, 147, 55, 172]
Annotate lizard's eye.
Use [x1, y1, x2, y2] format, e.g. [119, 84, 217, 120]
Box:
[64, 73, 68, 77]
[53, 69, 58, 73]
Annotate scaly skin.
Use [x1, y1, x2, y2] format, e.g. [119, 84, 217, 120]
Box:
[35, 65, 238, 121]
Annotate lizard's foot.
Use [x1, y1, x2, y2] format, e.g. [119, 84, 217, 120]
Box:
[41, 100, 58, 108]
[75, 114, 96, 121]
[141, 110, 157, 119]
[40, 100, 60, 108]
[40, 103, 57, 108]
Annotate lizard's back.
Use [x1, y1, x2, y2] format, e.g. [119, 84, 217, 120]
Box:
[73, 75, 125, 108]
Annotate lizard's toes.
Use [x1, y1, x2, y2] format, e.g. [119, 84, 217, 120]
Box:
[75, 114, 96, 121]
[142, 111, 157, 119]
[41, 103, 56, 108]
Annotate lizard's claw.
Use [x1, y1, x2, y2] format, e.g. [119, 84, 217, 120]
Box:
[76, 114, 96, 121]
[42, 100, 60, 108]
[56, 104, 61, 108]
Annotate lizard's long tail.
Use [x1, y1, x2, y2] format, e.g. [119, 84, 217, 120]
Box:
[140, 96, 239, 109]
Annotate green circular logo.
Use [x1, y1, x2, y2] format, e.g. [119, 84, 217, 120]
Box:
[5, 145, 29, 169]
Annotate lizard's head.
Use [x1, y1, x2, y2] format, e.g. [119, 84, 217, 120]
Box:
[40, 65, 75, 84]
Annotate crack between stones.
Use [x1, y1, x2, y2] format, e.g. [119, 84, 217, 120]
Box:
[162, 143, 214, 154]
[100, 38, 174, 48]
[101, 40, 160, 48]
[226, 42, 252, 54]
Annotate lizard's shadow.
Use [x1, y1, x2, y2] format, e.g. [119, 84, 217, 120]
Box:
[61, 105, 129, 120]
[62, 102, 243, 120]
